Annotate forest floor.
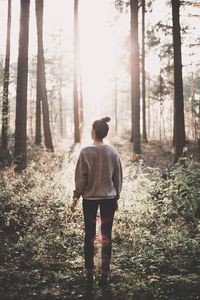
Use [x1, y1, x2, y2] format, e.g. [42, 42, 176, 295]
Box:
[1, 137, 200, 300]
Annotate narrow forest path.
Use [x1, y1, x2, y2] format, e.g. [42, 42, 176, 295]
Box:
[1, 139, 200, 300]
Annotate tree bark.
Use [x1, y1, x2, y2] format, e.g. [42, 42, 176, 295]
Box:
[35, 62, 41, 145]
[14, 0, 30, 170]
[141, 0, 148, 142]
[114, 77, 118, 134]
[130, 0, 141, 155]
[74, 0, 80, 143]
[172, 0, 185, 162]
[79, 74, 84, 134]
[2, 0, 11, 150]
[59, 79, 64, 137]
[35, 45, 41, 145]
[35, 0, 54, 151]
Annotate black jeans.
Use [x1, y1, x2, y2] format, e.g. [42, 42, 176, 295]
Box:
[83, 198, 117, 271]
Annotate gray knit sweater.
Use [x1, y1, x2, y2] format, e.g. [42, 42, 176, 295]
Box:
[73, 144, 122, 200]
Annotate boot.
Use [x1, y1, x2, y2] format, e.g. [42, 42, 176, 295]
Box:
[99, 270, 109, 287]
[86, 269, 94, 289]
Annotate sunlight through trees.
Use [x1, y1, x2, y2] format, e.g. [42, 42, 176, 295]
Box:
[1, 1, 200, 298]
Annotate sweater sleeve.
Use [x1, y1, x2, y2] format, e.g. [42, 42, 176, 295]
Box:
[73, 151, 87, 199]
[112, 153, 123, 199]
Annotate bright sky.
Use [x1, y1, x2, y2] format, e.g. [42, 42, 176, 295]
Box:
[0, 0, 200, 125]
[0, 0, 123, 122]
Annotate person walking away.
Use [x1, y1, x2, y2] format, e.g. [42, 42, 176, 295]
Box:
[70, 117, 123, 287]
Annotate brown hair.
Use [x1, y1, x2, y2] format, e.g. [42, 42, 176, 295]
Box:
[92, 117, 111, 140]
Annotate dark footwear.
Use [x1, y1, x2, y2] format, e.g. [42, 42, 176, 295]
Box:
[99, 271, 109, 287]
[86, 269, 94, 289]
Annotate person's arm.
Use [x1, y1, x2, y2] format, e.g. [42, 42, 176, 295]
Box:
[70, 151, 87, 212]
[112, 152, 123, 201]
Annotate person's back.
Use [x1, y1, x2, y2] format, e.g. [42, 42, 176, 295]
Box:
[70, 117, 123, 287]
[75, 144, 122, 200]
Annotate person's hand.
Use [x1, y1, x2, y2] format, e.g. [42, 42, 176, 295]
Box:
[70, 198, 78, 213]
[116, 194, 120, 201]
[115, 201, 119, 211]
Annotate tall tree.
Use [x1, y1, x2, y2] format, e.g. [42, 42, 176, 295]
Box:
[59, 56, 64, 137]
[172, 0, 185, 161]
[1, 0, 11, 149]
[35, 0, 53, 151]
[14, 0, 30, 170]
[141, 0, 148, 142]
[35, 65, 41, 145]
[35, 54, 41, 145]
[73, 0, 81, 143]
[130, 0, 141, 155]
[79, 73, 84, 133]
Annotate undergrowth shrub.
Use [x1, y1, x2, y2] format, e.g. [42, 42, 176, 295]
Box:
[114, 158, 200, 277]
[0, 149, 83, 272]
[1, 147, 200, 299]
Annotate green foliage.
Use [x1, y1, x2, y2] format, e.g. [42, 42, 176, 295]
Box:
[114, 0, 129, 14]
[113, 158, 200, 299]
[0, 150, 85, 299]
[1, 148, 200, 299]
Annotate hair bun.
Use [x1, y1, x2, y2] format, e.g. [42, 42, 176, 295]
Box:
[102, 117, 111, 123]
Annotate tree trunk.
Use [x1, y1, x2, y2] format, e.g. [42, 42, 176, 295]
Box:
[35, 0, 53, 151]
[141, 0, 148, 142]
[146, 75, 151, 139]
[59, 82, 64, 137]
[172, 0, 185, 162]
[35, 45, 41, 145]
[1, 0, 11, 150]
[159, 73, 163, 141]
[130, 0, 141, 155]
[35, 65, 41, 145]
[198, 138, 200, 156]
[79, 73, 84, 134]
[59, 55, 64, 137]
[114, 77, 118, 134]
[14, 0, 30, 170]
[74, 0, 80, 143]
[77, 18, 84, 133]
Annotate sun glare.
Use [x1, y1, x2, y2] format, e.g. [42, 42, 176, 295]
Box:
[78, 0, 126, 120]
[146, 51, 161, 76]
[1, 0, 198, 132]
